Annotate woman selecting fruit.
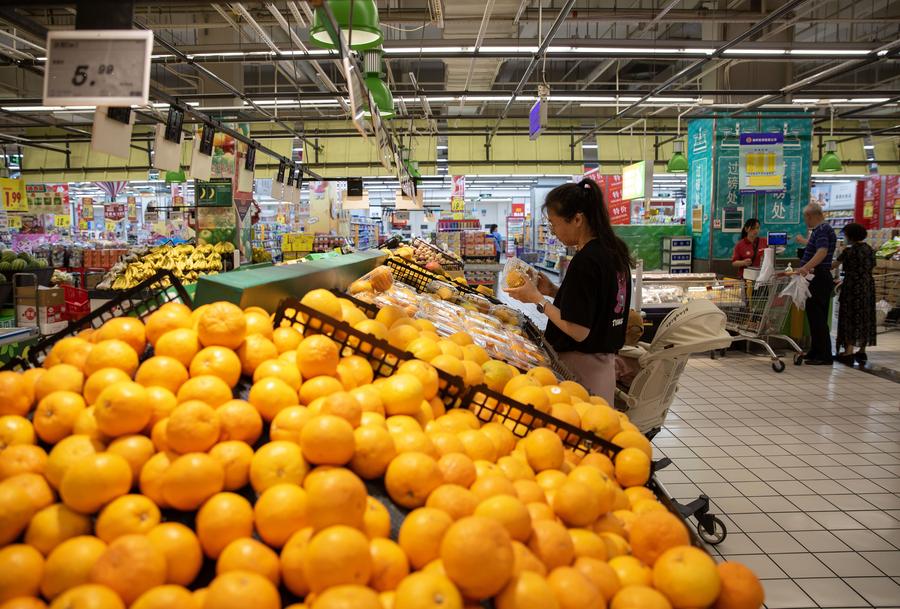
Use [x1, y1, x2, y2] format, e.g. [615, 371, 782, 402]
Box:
[504, 179, 633, 406]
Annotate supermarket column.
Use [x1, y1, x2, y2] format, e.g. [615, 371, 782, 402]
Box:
[504, 179, 632, 406]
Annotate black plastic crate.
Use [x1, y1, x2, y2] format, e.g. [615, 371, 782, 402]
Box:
[2, 269, 192, 371]
[385, 257, 501, 304]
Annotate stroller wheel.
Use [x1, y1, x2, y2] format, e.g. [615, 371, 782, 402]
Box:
[696, 515, 728, 545]
[771, 360, 786, 373]
[793, 353, 803, 365]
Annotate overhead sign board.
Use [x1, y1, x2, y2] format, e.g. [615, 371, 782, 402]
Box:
[739, 132, 785, 193]
[43, 29, 153, 106]
[529, 99, 546, 141]
[621, 161, 646, 201]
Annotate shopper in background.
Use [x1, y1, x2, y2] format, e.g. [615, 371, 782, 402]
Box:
[504, 179, 632, 405]
[796, 202, 837, 365]
[834, 222, 877, 365]
[731, 218, 767, 278]
[486, 224, 503, 261]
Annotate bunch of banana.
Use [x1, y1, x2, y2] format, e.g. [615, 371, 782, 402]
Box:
[99, 243, 228, 290]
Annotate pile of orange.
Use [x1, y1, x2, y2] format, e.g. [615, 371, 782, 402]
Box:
[0, 287, 764, 609]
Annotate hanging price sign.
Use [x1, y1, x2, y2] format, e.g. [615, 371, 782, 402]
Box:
[54, 215, 71, 227]
[81, 197, 94, 220]
[0, 178, 28, 212]
[105, 219, 119, 232]
[8, 215, 22, 229]
[78, 220, 89, 230]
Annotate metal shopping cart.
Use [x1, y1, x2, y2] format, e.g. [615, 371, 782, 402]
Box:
[701, 276, 803, 372]
[873, 269, 899, 333]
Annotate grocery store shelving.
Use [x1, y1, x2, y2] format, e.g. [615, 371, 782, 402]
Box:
[350, 219, 380, 250]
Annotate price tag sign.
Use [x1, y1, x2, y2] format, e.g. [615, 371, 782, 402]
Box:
[105, 219, 118, 232]
[81, 197, 94, 220]
[0, 178, 28, 212]
[43, 30, 153, 106]
[54, 215, 71, 227]
[8, 215, 22, 229]
[78, 220, 89, 230]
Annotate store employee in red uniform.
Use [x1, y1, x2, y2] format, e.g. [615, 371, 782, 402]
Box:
[731, 218, 767, 278]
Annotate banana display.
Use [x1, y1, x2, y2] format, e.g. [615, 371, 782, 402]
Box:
[96, 242, 234, 290]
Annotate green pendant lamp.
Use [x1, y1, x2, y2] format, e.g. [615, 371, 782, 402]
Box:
[310, 0, 383, 50]
[362, 49, 394, 119]
[817, 140, 843, 172]
[667, 140, 688, 173]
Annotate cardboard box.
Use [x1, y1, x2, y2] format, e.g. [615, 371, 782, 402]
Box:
[15, 284, 66, 334]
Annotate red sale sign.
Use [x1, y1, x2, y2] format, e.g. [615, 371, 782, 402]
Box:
[584, 169, 630, 225]
[884, 176, 900, 228]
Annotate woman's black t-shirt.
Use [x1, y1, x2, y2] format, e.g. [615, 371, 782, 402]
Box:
[544, 238, 631, 354]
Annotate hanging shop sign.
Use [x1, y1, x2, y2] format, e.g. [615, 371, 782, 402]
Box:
[511, 203, 526, 217]
[105, 219, 119, 232]
[738, 132, 785, 193]
[621, 161, 646, 201]
[80, 197, 94, 220]
[450, 197, 465, 212]
[195, 180, 233, 207]
[884, 176, 900, 228]
[0, 178, 28, 212]
[127, 196, 138, 222]
[451, 175, 465, 198]
[25, 184, 69, 214]
[104, 203, 126, 221]
[43, 30, 153, 106]
[855, 176, 880, 230]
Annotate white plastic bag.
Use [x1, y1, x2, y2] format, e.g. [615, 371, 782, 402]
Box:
[780, 274, 812, 310]
[755, 246, 776, 284]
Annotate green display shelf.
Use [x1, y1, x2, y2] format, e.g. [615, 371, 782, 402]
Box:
[193, 250, 387, 312]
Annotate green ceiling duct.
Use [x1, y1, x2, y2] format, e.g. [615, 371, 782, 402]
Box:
[666, 140, 688, 173]
[817, 140, 843, 173]
[310, 1, 383, 51]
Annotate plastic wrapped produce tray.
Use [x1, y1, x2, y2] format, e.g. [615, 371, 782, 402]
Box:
[411, 236, 464, 271]
[386, 257, 501, 303]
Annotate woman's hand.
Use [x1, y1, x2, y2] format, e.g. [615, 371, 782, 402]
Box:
[536, 272, 557, 296]
[505, 279, 543, 305]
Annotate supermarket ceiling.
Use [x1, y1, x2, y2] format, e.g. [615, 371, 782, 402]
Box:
[0, 0, 898, 138]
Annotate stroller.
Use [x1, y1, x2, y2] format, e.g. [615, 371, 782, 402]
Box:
[614, 299, 734, 545]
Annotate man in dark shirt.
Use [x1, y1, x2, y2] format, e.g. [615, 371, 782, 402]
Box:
[796, 202, 837, 364]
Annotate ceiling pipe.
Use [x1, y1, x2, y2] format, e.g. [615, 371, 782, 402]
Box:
[266, 2, 341, 96]
[459, 0, 496, 109]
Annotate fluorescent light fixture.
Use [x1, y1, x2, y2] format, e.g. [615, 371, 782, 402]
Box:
[789, 49, 872, 55]
[479, 45, 539, 53]
[722, 49, 787, 55]
[436, 145, 448, 150]
[582, 144, 598, 149]
[849, 98, 889, 103]
[811, 173, 866, 179]
[863, 144, 875, 149]
[383, 46, 472, 54]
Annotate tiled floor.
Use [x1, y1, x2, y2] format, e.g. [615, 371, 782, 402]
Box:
[654, 352, 900, 608]
[863, 330, 900, 374]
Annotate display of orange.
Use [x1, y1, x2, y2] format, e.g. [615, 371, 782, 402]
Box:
[93, 381, 151, 437]
[0, 371, 33, 416]
[436, 453, 476, 488]
[628, 511, 690, 567]
[495, 571, 557, 609]
[88, 533, 166, 605]
[522, 429, 564, 473]
[203, 570, 281, 609]
[346, 425, 395, 481]
[385, 451, 443, 509]
[391, 430, 438, 458]
[244, 310, 274, 338]
[610, 585, 672, 609]
[146, 522, 203, 586]
[143, 386, 177, 431]
[208, 441, 253, 491]
[253, 358, 302, 390]
[0, 544, 43, 603]
[82, 368, 131, 406]
[34, 365, 84, 403]
[470, 474, 516, 502]
[145, 307, 193, 347]
[317, 391, 362, 426]
[428, 431, 464, 457]
[59, 453, 132, 514]
[83, 340, 139, 378]
[197, 302, 247, 350]
[216, 399, 263, 444]
[249, 441, 309, 493]
[166, 401, 220, 454]
[547, 566, 604, 609]
[652, 546, 720, 609]
[24, 503, 91, 556]
[368, 538, 410, 593]
[336, 356, 374, 389]
[161, 452, 225, 510]
[573, 557, 620, 602]
[3, 473, 53, 513]
[551, 480, 601, 528]
[154, 328, 201, 368]
[268, 406, 310, 444]
[304, 467, 367, 532]
[299, 375, 345, 405]
[0, 597, 48, 609]
[95, 494, 160, 542]
[133, 356, 189, 395]
[195, 492, 254, 559]
[254, 483, 309, 549]
[33, 391, 86, 444]
[580, 404, 622, 441]
[243, 377, 297, 423]
[296, 335, 340, 380]
[713, 562, 764, 609]
[300, 289, 344, 320]
[609, 555, 652, 588]
[379, 374, 425, 417]
[272, 326, 303, 353]
[129, 584, 196, 609]
[527, 520, 574, 571]
[176, 375, 232, 407]
[44, 435, 102, 490]
[614, 447, 651, 488]
[440, 516, 514, 600]
[311, 585, 383, 609]
[69, 407, 103, 443]
[398, 507, 453, 570]
[280, 527, 314, 597]
[216, 537, 281, 585]
[94, 318, 147, 356]
[611, 430, 653, 459]
[40, 535, 108, 600]
[105, 434, 154, 481]
[304, 525, 372, 593]
[473, 495, 532, 543]
[189, 346, 242, 387]
[236, 334, 279, 377]
[386, 325, 418, 351]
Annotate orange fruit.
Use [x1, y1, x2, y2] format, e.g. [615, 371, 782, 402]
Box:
[353, 319, 388, 341]
[526, 367, 557, 386]
[568, 529, 607, 561]
[269, 406, 311, 444]
[610, 585, 672, 609]
[509, 386, 551, 427]
[83, 340, 139, 378]
[166, 401, 220, 454]
[379, 374, 425, 417]
[280, 528, 313, 597]
[461, 344, 488, 364]
[652, 546, 720, 609]
[249, 377, 299, 422]
[470, 475, 517, 502]
[304, 525, 372, 593]
[95, 494, 160, 542]
[106, 435, 155, 480]
[144, 386, 177, 430]
[254, 483, 309, 548]
[249, 441, 309, 493]
[350, 425, 396, 480]
[94, 317, 147, 355]
[301, 289, 344, 319]
[368, 538, 410, 592]
[135, 356, 189, 394]
[474, 495, 532, 542]
[0, 415, 35, 450]
[217, 399, 263, 444]
[522, 429, 564, 472]
[396, 360, 439, 401]
[82, 368, 131, 406]
[94, 381, 151, 437]
[460, 360, 484, 388]
[304, 467, 367, 532]
[318, 391, 362, 427]
[161, 452, 225, 510]
[574, 557, 620, 601]
[609, 555, 652, 587]
[154, 328, 201, 368]
[428, 431, 464, 457]
[311, 585, 382, 609]
[47, 584, 125, 609]
[527, 520, 575, 571]
[558, 381, 589, 402]
[204, 570, 280, 609]
[429, 354, 465, 379]
[480, 423, 516, 458]
[426, 484, 478, 521]
[272, 326, 303, 353]
[512, 480, 545, 504]
[385, 451, 443, 509]
[150, 420, 169, 453]
[436, 453, 476, 488]
[253, 359, 302, 391]
[190, 346, 242, 387]
[0, 371, 33, 416]
[714, 562, 765, 609]
[364, 496, 391, 539]
[40, 535, 107, 600]
[217, 537, 281, 585]
[0, 544, 43, 603]
[394, 572, 463, 609]
[44, 435, 102, 489]
[34, 365, 84, 402]
[614, 447, 651, 488]
[496, 571, 557, 609]
[34, 391, 86, 444]
[45, 337, 93, 371]
[208, 441, 253, 491]
[145, 307, 193, 346]
[406, 337, 441, 362]
[398, 507, 453, 570]
[296, 335, 340, 378]
[0, 598, 47, 609]
[547, 566, 603, 609]
[177, 375, 233, 407]
[130, 584, 196, 609]
[457, 430, 497, 462]
[196, 492, 254, 559]
[511, 540, 547, 577]
[24, 503, 91, 555]
[146, 522, 203, 586]
[386, 325, 419, 351]
[579, 452, 615, 478]
[581, 405, 622, 441]
[391, 431, 437, 458]
[551, 480, 601, 528]
[4, 472, 53, 512]
[197, 302, 247, 349]
[88, 534, 166, 605]
[237, 334, 278, 377]
[440, 516, 514, 600]
[244, 311, 274, 337]
[336, 356, 374, 390]
[629, 511, 690, 566]
[59, 453, 132, 514]
[299, 376, 345, 406]
[611, 430, 652, 459]
[71, 407, 105, 444]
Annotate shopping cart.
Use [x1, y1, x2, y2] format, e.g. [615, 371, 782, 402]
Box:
[873, 270, 899, 333]
[702, 276, 803, 372]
